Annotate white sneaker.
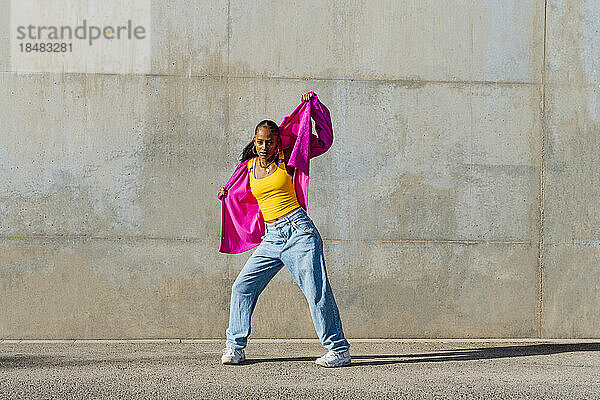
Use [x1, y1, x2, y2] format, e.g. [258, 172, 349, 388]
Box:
[315, 349, 351, 367]
[221, 347, 246, 364]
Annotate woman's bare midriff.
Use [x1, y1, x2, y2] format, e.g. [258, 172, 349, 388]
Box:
[264, 206, 301, 223]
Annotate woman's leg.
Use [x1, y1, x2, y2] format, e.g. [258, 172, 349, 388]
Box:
[282, 217, 350, 353]
[225, 246, 284, 350]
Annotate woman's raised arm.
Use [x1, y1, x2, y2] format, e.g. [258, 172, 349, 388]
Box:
[309, 94, 334, 159]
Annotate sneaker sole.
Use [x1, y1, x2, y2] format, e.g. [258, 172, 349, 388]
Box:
[222, 359, 245, 365]
[315, 358, 351, 368]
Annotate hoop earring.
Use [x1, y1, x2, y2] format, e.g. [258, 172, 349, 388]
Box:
[252, 146, 257, 155]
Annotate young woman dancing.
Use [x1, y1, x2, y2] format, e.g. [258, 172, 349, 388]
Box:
[217, 91, 350, 368]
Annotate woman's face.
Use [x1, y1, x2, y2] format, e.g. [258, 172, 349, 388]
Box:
[254, 126, 279, 162]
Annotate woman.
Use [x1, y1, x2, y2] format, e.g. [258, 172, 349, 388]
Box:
[217, 91, 350, 368]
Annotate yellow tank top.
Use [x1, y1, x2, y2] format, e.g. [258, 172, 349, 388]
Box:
[249, 156, 300, 221]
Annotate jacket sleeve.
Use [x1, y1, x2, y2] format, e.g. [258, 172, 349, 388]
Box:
[219, 159, 264, 254]
[309, 94, 334, 159]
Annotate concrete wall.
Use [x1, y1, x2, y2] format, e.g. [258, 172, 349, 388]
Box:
[0, 0, 598, 339]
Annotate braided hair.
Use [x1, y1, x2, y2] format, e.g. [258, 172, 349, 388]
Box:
[239, 120, 281, 163]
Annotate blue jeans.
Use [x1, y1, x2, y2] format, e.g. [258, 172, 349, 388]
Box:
[225, 207, 350, 353]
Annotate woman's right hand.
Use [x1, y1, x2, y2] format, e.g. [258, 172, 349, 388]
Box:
[218, 185, 228, 199]
[301, 91, 315, 102]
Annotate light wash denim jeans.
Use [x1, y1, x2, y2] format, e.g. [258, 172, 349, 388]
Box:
[225, 206, 350, 353]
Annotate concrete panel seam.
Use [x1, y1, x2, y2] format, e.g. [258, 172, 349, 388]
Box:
[537, 0, 548, 339]
[0, 235, 533, 245]
[225, 0, 231, 286]
[0, 71, 228, 79]
[225, 76, 542, 86]
[1, 71, 595, 89]
[2, 237, 584, 246]
[224, 75, 544, 87]
[0, 70, 541, 86]
[328, 238, 533, 245]
[0, 235, 207, 243]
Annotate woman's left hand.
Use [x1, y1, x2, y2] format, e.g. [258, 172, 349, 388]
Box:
[301, 91, 314, 102]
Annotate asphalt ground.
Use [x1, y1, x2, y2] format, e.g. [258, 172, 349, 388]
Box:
[1, 339, 599, 399]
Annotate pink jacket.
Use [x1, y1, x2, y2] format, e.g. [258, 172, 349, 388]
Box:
[219, 92, 334, 254]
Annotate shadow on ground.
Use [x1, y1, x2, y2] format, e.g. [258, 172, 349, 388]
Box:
[1, 343, 599, 368]
[243, 343, 600, 366]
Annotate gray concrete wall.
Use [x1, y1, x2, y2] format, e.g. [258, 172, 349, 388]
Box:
[0, 0, 598, 339]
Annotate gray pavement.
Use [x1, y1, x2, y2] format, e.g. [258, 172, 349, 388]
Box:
[1, 339, 600, 399]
